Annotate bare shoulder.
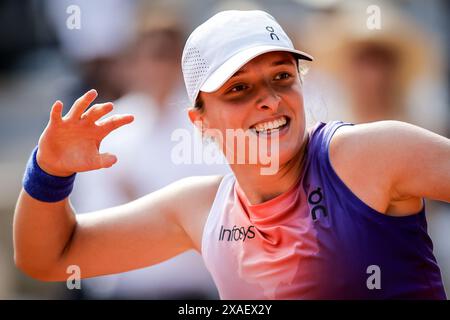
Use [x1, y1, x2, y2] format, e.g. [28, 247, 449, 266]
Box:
[329, 120, 445, 168]
[169, 175, 224, 208]
[331, 120, 435, 145]
[329, 120, 427, 166]
[169, 175, 224, 252]
[329, 120, 427, 215]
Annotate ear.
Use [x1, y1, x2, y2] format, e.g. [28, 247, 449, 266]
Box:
[188, 108, 210, 133]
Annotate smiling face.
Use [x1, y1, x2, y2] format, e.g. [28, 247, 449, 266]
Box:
[188, 51, 307, 170]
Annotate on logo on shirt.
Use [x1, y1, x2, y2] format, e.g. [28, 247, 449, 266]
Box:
[308, 187, 328, 221]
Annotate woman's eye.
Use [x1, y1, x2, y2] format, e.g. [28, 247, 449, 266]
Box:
[230, 84, 248, 92]
[274, 72, 291, 80]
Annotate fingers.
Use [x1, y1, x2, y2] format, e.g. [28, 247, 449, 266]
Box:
[96, 114, 134, 136]
[81, 102, 114, 123]
[66, 89, 98, 120]
[50, 100, 63, 123]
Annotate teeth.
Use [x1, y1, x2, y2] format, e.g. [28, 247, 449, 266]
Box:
[253, 116, 287, 133]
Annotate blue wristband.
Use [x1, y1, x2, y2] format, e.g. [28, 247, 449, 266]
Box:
[22, 146, 76, 202]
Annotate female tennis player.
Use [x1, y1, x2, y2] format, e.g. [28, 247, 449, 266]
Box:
[14, 10, 450, 299]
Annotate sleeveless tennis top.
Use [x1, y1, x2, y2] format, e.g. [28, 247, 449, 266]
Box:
[201, 120, 446, 299]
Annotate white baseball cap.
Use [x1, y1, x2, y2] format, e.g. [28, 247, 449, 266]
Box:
[181, 10, 313, 105]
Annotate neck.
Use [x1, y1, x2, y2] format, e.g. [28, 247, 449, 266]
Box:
[231, 131, 309, 205]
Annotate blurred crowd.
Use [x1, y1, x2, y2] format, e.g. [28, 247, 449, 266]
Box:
[0, 0, 448, 299]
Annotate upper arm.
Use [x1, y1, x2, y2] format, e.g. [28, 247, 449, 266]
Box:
[331, 121, 450, 207]
[49, 175, 222, 281]
[381, 121, 450, 202]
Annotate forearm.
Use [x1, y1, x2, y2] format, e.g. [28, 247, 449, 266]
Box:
[13, 188, 77, 279]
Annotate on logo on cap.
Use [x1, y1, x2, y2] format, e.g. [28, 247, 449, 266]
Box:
[265, 26, 279, 40]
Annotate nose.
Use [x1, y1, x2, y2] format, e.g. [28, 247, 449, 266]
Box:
[255, 83, 281, 112]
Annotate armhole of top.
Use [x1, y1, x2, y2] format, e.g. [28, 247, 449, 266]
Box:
[200, 173, 235, 258]
[323, 121, 425, 224]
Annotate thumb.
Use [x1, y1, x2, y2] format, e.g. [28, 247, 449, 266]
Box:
[94, 152, 118, 169]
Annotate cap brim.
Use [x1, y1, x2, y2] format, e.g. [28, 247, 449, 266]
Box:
[200, 45, 313, 93]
